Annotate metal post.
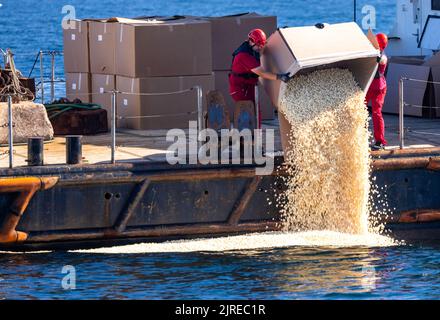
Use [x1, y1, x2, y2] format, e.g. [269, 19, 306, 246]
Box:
[111, 90, 117, 164]
[194, 86, 203, 151]
[50, 52, 55, 103]
[2, 50, 7, 68]
[39, 51, 44, 104]
[195, 86, 203, 132]
[399, 77, 405, 149]
[7, 95, 13, 168]
[354, 0, 357, 22]
[255, 85, 260, 129]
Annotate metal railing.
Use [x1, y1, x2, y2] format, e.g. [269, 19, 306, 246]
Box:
[1, 86, 204, 167]
[25, 50, 64, 104]
[398, 77, 440, 149]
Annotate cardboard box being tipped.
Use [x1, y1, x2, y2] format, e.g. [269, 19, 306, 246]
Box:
[260, 22, 379, 152]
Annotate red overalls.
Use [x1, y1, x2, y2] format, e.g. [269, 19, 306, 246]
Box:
[229, 42, 261, 126]
[365, 55, 388, 145]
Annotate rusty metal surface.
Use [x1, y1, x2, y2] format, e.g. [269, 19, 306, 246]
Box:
[228, 176, 263, 225]
[0, 150, 439, 249]
[371, 147, 440, 159]
[398, 209, 440, 223]
[26, 221, 279, 244]
[0, 177, 58, 244]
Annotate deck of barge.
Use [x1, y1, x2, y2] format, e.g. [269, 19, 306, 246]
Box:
[0, 113, 439, 168]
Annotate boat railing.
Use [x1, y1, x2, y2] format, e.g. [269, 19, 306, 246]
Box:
[0, 86, 204, 168]
[398, 77, 440, 149]
[29, 50, 65, 104]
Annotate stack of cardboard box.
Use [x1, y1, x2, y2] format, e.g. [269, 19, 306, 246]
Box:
[114, 16, 214, 130]
[383, 52, 440, 118]
[206, 13, 278, 121]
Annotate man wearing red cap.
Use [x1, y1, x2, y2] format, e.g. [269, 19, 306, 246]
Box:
[229, 28, 290, 126]
[366, 33, 389, 150]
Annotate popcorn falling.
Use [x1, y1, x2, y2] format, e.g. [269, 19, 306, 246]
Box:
[276, 68, 378, 235]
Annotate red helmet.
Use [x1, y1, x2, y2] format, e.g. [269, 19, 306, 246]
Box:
[248, 28, 267, 47]
[376, 33, 388, 51]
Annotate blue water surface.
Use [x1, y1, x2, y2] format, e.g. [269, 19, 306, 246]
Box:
[1, 244, 440, 299]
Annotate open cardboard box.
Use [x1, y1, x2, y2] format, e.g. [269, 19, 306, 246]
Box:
[260, 22, 379, 152]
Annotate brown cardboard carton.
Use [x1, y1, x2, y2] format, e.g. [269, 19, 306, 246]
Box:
[382, 63, 430, 117]
[116, 17, 212, 77]
[65, 72, 91, 103]
[63, 20, 90, 73]
[89, 20, 117, 74]
[91, 74, 116, 125]
[116, 74, 214, 129]
[213, 70, 275, 121]
[207, 13, 277, 71]
[260, 22, 379, 156]
[432, 66, 440, 117]
[261, 22, 379, 108]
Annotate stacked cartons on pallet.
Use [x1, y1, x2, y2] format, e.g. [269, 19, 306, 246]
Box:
[63, 14, 279, 129]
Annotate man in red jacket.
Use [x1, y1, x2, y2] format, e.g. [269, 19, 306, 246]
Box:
[229, 28, 290, 127]
[366, 33, 388, 150]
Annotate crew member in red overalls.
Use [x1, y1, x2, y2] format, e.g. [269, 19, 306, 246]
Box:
[229, 29, 290, 127]
[366, 33, 388, 150]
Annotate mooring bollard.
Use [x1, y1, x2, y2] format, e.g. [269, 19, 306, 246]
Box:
[66, 135, 82, 165]
[27, 137, 44, 166]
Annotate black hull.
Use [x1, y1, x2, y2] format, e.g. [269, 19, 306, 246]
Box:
[0, 149, 439, 251]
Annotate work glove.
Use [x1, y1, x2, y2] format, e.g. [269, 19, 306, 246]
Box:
[277, 72, 291, 83]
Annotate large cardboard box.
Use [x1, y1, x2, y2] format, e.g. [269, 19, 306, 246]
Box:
[63, 20, 90, 73]
[116, 74, 214, 130]
[260, 22, 379, 153]
[89, 19, 117, 74]
[116, 17, 212, 77]
[382, 63, 431, 117]
[213, 70, 275, 121]
[207, 13, 277, 71]
[91, 74, 116, 125]
[382, 51, 440, 118]
[65, 72, 91, 103]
